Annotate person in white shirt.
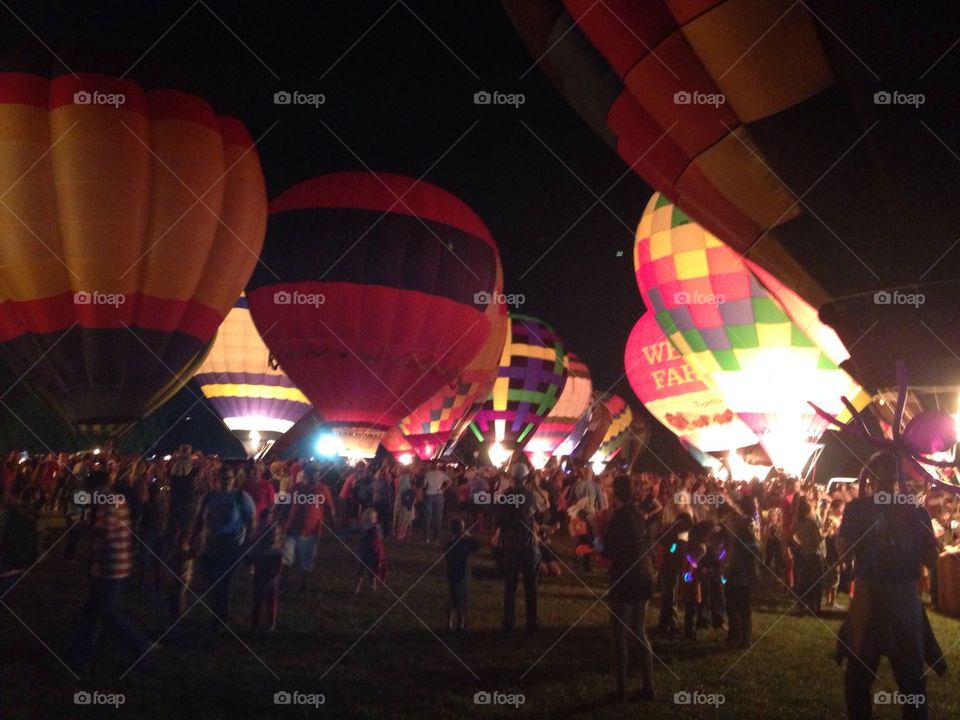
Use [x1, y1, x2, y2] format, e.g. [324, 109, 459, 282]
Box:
[422, 462, 450, 543]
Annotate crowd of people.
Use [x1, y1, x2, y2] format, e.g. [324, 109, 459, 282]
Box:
[0, 445, 951, 715]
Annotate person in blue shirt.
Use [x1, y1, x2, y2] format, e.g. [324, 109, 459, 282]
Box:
[194, 465, 255, 632]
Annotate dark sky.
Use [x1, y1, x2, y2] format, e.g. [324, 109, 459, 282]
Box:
[2, 1, 694, 462]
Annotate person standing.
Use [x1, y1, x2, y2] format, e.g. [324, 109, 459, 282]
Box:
[422, 462, 449, 543]
[603, 475, 655, 703]
[193, 466, 255, 631]
[282, 465, 335, 592]
[68, 471, 154, 674]
[393, 465, 416, 541]
[371, 466, 394, 539]
[498, 463, 540, 633]
[166, 445, 200, 544]
[725, 499, 760, 649]
[793, 499, 825, 614]
[838, 454, 942, 720]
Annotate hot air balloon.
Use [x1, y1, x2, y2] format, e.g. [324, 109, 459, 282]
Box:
[395, 273, 509, 461]
[565, 399, 612, 463]
[504, 0, 960, 395]
[0, 63, 267, 434]
[593, 395, 644, 467]
[246, 172, 500, 459]
[625, 313, 757, 453]
[467, 314, 566, 465]
[194, 295, 312, 458]
[381, 427, 416, 466]
[634, 193, 870, 474]
[523, 352, 592, 468]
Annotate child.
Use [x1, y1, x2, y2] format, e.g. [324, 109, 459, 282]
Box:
[250, 524, 284, 634]
[537, 525, 563, 578]
[822, 516, 842, 610]
[355, 508, 386, 593]
[443, 518, 481, 630]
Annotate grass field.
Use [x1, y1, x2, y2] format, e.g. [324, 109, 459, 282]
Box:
[3, 522, 960, 719]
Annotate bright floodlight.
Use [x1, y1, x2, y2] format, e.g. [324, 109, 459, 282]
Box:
[316, 433, 342, 458]
[249, 430, 261, 444]
[488, 441, 512, 468]
[93, 448, 101, 455]
[398, 452, 414, 466]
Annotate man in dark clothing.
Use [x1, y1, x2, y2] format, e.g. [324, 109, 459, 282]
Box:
[603, 475, 655, 703]
[166, 445, 200, 542]
[838, 454, 940, 720]
[498, 463, 540, 633]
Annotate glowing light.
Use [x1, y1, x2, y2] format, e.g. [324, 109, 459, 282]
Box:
[488, 442, 512, 468]
[397, 453, 414, 466]
[93, 448, 101, 455]
[163, 454, 172, 461]
[316, 433, 342, 458]
[248, 430, 261, 445]
[589, 451, 606, 476]
[529, 451, 549, 470]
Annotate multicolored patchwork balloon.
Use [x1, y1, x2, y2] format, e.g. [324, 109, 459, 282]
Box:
[625, 314, 757, 453]
[594, 394, 648, 466]
[634, 193, 870, 473]
[469, 314, 566, 454]
[524, 352, 592, 463]
[194, 295, 311, 457]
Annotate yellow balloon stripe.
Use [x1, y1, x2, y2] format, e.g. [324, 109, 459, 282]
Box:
[199, 382, 309, 404]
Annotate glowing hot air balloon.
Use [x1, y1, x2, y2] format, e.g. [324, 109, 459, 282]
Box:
[524, 352, 592, 467]
[468, 314, 566, 464]
[505, 0, 960, 394]
[634, 193, 870, 474]
[395, 276, 509, 461]
[593, 395, 645, 467]
[625, 314, 757, 453]
[194, 295, 312, 458]
[246, 172, 500, 459]
[0, 64, 267, 433]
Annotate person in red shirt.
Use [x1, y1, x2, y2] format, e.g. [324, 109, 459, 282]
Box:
[780, 477, 798, 589]
[242, 468, 277, 531]
[282, 465, 335, 592]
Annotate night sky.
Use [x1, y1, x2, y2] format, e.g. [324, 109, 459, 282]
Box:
[0, 1, 697, 465]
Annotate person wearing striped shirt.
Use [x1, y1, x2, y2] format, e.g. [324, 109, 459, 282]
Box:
[68, 470, 154, 674]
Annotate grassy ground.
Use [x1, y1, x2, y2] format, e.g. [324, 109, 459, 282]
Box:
[3, 522, 960, 719]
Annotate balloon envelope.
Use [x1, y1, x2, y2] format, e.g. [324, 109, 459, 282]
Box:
[0, 66, 266, 430]
[524, 352, 592, 460]
[635, 193, 869, 474]
[396, 270, 509, 461]
[625, 314, 757, 453]
[246, 172, 500, 458]
[194, 295, 312, 457]
[469, 314, 566, 452]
